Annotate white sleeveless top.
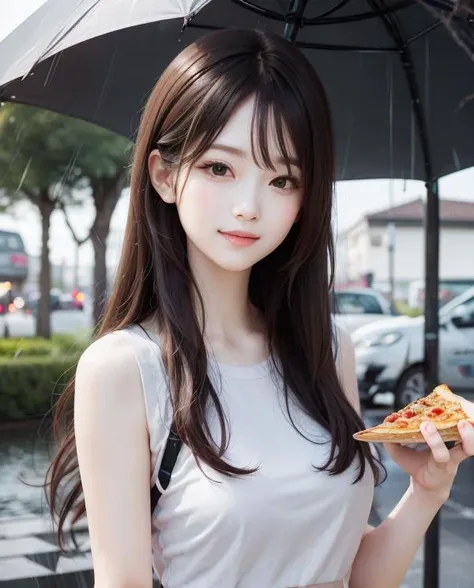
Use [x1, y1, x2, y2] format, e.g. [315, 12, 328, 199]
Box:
[121, 324, 374, 588]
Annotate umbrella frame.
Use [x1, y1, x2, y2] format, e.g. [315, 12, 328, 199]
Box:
[186, 0, 444, 585]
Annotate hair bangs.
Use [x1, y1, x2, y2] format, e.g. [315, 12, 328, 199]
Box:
[248, 87, 298, 176]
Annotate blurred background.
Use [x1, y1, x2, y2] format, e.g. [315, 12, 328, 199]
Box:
[1, 0, 474, 587]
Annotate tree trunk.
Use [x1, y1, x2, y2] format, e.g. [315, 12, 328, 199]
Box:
[91, 172, 126, 326]
[37, 192, 54, 338]
[91, 228, 108, 326]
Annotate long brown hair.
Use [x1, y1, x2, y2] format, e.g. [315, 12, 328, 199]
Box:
[47, 28, 383, 549]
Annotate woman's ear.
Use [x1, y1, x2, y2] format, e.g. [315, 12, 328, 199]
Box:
[148, 149, 175, 204]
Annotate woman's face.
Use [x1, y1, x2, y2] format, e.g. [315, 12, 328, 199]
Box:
[149, 97, 303, 273]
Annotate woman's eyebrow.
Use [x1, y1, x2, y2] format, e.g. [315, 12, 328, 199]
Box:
[209, 143, 300, 169]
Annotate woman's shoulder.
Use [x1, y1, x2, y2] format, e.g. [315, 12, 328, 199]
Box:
[74, 330, 147, 436]
[78, 324, 159, 370]
[76, 329, 139, 381]
[332, 323, 360, 414]
[76, 324, 171, 443]
[76, 324, 165, 402]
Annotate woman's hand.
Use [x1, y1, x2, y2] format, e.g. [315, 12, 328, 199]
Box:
[384, 419, 474, 504]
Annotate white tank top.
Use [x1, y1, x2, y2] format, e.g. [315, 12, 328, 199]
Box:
[121, 324, 374, 588]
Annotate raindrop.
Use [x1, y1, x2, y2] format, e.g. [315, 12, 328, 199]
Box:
[452, 148, 460, 171]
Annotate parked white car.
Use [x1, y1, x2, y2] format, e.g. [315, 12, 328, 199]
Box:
[333, 287, 395, 333]
[353, 287, 474, 408]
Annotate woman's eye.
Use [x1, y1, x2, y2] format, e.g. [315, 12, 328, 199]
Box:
[209, 163, 229, 176]
[272, 176, 298, 190]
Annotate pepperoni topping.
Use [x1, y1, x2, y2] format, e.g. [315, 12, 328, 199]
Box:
[429, 407, 444, 416]
[403, 410, 416, 419]
[398, 420, 409, 428]
[384, 413, 399, 423]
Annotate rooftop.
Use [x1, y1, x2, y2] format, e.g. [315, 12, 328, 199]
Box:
[366, 198, 474, 223]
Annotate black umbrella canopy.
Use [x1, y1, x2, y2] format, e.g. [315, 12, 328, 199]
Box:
[0, 0, 473, 182]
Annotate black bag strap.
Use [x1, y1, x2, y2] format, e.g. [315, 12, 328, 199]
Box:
[150, 425, 182, 514]
[136, 325, 182, 588]
[134, 325, 183, 514]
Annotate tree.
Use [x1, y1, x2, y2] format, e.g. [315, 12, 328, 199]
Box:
[0, 103, 131, 334]
[58, 126, 131, 325]
[0, 104, 86, 337]
[58, 196, 89, 289]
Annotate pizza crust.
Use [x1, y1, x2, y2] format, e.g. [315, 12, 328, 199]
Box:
[353, 384, 474, 444]
[353, 423, 472, 443]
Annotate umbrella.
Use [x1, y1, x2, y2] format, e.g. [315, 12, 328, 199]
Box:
[0, 0, 473, 181]
[1, 2, 473, 586]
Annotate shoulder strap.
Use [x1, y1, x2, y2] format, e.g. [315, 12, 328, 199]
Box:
[150, 425, 182, 513]
[135, 325, 184, 514]
[135, 325, 182, 588]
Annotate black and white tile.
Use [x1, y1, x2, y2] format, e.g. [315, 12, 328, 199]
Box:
[0, 514, 92, 584]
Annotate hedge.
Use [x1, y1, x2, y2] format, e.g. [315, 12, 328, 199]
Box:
[0, 354, 81, 421]
[0, 334, 88, 359]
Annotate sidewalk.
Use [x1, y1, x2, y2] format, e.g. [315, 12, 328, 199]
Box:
[0, 514, 92, 585]
[1, 407, 472, 586]
[367, 408, 474, 588]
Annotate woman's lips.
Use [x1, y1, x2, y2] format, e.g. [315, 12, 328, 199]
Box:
[219, 230, 260, 246]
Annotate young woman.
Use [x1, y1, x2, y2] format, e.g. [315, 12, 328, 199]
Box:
[47, 28, 474, 588]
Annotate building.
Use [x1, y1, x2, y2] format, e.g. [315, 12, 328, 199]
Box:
[335, 198, 474, 304]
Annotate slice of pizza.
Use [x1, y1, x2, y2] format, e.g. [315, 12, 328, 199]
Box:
[353, 384, 474, 443]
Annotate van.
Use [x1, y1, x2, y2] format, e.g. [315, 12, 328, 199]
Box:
[0, 229, 28, 288]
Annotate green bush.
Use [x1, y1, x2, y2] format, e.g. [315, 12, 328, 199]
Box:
[0, 334, 89, 358]
[0, 338, 55, 358]
[394, 301, 423, 318]
[0, 354, 81, 421]
[51, 333, 89, 355]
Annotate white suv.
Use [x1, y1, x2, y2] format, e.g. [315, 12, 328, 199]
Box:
[352, 287, 474, 408]
[333, 287, 395, 333]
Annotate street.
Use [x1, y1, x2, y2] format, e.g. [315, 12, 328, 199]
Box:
[50, 307, 92, 335]
[1, 306, 92, 339]
[365, 405, 474, 588]
[0, 403, 473, 586]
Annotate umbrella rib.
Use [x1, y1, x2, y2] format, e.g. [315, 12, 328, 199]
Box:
[406, 21, 442, 44]
[185, 21, 397, 50]
[308, 0, 352, 20]
[186, 23, 224, 32]
[304, 0, 415, 25]
[296, 40, 398, 51]
[34, 0, 102, 67]
[231, 0, 415, 26]
[367, 0, 434, 182]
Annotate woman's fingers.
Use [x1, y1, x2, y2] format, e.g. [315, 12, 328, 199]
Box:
[383, 442, 428, 476]
[449, 421, 474, 464]
[420, 421, 451, 467]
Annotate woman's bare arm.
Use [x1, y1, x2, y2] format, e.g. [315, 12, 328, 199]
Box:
[335, 326, 444, 588]
[335, 327, 376, 531]
[74, 333, 153, 588]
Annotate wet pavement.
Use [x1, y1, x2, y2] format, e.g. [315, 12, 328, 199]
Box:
[366, 407, 474, 588]
[0, 408, 473, 586]
[0, 419, 54, 519]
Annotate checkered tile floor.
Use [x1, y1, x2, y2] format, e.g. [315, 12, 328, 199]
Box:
[0, 514, 92, 583]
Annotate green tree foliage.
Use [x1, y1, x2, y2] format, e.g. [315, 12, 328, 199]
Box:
[0, 103, 131, 334]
